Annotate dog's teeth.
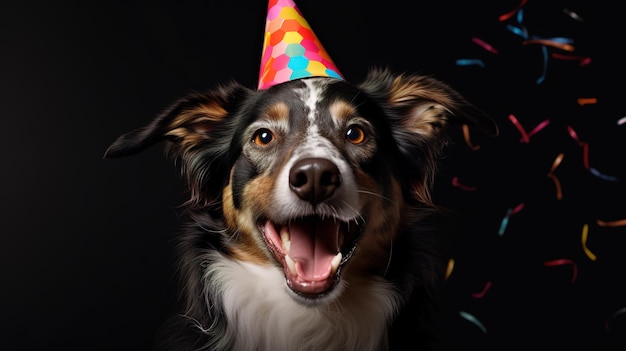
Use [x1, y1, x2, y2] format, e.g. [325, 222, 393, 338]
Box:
[280, 226, 291, 253]
[285, 254, 297, 275]
[330, 252, 342, 275]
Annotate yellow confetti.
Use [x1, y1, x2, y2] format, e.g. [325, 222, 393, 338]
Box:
[445, 258, 455, 280]
[581, 224, 597, 261]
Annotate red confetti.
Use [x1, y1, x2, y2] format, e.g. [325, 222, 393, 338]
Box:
[508, 114, 549, 143]
[452, 176, 477, 192]
[498, 0, 528, 22]
[544, 258, 578, 283]
[472, 37, 499, 54]
[567, 125, 590, 170]
[551, 52, 592, 66]
[471, 281, 492, 298]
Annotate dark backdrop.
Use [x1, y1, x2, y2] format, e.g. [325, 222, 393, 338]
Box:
[2, 1, 625, 350]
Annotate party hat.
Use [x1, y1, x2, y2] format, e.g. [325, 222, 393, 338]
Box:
[258, 0, 344, 90]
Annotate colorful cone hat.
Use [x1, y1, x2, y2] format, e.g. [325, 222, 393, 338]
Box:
[258, 0, 344, 90]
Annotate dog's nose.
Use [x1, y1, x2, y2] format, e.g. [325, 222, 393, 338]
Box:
[289, 158, 340, 204]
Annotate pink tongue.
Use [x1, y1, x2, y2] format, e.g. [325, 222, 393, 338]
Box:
[288, 218, 339, 281]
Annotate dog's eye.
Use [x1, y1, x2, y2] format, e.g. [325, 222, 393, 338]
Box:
[252, 128, 275, 146]
[345, 126, 366, 144]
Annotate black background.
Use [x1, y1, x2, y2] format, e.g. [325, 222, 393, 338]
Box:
[2, 1, 625, 350]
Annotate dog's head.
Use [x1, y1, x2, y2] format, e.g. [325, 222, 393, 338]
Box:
[104, 68, 497, 304]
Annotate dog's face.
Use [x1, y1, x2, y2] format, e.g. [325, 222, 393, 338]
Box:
[104, 69, 496, 305]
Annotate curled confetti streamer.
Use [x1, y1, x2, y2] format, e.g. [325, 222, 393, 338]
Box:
[508, 114, 548, 143]
[617, 116, 626, 125]
[597, 218, 626, 227]
[544, 258, 578, 283]
[577, 98, 598, 106]
[566, 125, 590, 169]
[472, 37, 498, 54]
[459, 311, 487, 333]
[589, 167, 620, 182]
[456, 58, 485, 68]
[462, 124, 481, 151]
[523, 39, 575, 52]
[547, 153, 564, 200]
[581, 224, 597, 261]
[446, 258, 455, 280]
[452, 176, 477, 192]
[508, 114, 529, 143]
[471, 281, 492, 299]
[606, 307, 626, 332]
[498, 0, 528, 22]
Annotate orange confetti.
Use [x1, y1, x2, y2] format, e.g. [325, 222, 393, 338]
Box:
[462, 124, 480, 150]
[577, 98, 597, 106]
[597, 218, 626, 227]
[547, 153, 564, 200]
[445, 258, 455, 280]
[523, 39, 575, 52]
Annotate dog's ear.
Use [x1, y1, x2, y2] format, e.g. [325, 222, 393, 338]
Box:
[103, 82, 252, 160]
[359, 68, 498, 203]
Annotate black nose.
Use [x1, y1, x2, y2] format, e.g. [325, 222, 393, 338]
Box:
[289, 158, 341, 205]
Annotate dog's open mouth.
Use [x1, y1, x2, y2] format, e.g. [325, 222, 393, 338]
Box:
[260, 216, 362, 298]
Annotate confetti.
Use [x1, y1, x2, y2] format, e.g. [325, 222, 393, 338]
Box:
[597, 218, 626, 227]
[577, 98, 598, 106]
[498, 0, 528, 22]
[462, 124, 481, 151]
[566, 125, 590, 169]
[471, 281, 492, 299]
[617, 116, 626, 125]
[459, 311, 487, 333]
[506, 24, 528, 39]
[456, 59, 485, 68]
[471, 37, 499, 54]
[536, 45, 548, 84]
[606, 307, 626, 332]
[581, 224, 597, 261]
[551, 52, 592, 66]
[452, 176, 477, 192]
[547, 153, 565, 200]
[563, 8, 585, 23]
[523, 39, 575, 52]
[498, 202, 524, 235]
[508, 114, 549, 143]
[446, 258, 455, 280]
[589, 167, 620, 182]
[544, 258, 578, 283]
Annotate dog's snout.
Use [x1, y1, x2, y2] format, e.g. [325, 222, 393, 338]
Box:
[289, 158, 340, 204]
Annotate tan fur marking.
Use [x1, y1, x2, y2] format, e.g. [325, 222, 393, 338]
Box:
[164, 101, 229, 151]
[263, 102, 290, 121]
[330, 100, 357, 122]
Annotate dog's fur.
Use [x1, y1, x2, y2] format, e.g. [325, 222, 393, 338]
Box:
[104, 68, 496, 351]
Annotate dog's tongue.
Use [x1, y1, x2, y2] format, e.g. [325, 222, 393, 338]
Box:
[288, 217, 339, 281]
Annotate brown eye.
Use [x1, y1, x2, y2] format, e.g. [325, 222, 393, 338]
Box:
[252, 128, 275, 146]
[345, 126, 365, 144]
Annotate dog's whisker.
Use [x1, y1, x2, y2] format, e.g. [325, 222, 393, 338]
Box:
[357, 189, 392, 203]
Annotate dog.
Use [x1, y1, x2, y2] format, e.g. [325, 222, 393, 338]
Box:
[104, 68, 497, 350]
